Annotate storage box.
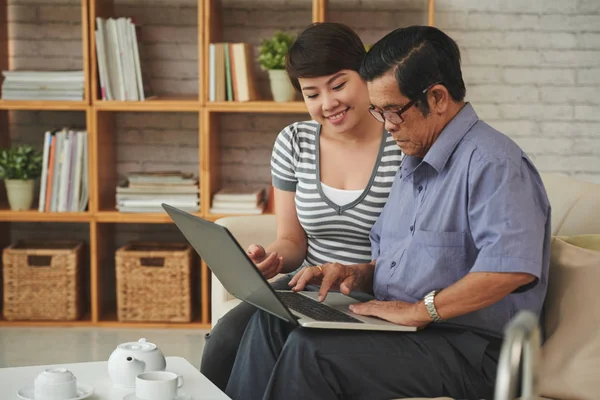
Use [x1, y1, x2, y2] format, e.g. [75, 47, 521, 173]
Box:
[116, 242, 194, 322]
[2, 241, 84, 321]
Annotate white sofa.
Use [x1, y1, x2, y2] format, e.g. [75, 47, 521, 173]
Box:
[210, 173, 600, 400]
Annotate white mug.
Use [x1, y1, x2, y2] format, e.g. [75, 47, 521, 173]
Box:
[135, 371, 184, 400]
[34, 367, 78, 400]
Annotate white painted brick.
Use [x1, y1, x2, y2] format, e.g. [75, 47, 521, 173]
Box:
[540, 122, 600, 137]
[540, 15, 600, 32]
[503, 68, 576, 85]
[467, 85, 539, 103]
[472, 104, 501, 119]
[462, 66, 503, 84]
[464, 12, 539, 31]
[463, 49, 543, 66]
[578, 33, 600, 50]
[357, 0, 427, 11]
[540, 87, 600, 105]
[572, 138, 600, 154]
[499, 104, 574, 121]
[577, 68, 600, 84]
[575, 105, 600, 121]
[504, 32, 577, 50]
[513, 137, 573, 155]
[541, 50, 600, 67]
[534, 154, 600, 172]
[579, 0, 600, 13]
[446, 30, 505, 48]
[435, 12, 469, 30]
[437, 0, 577, 13]
[484, 120, 539, 137]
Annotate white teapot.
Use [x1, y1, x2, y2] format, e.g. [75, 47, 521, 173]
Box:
[107, 338, 167, 388]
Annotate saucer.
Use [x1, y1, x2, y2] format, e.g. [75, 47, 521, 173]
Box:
[17, 383, 94, 400]
[123, 392, 191, 400]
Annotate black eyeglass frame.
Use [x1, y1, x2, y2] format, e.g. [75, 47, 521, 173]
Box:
[369, 81, 443, 124]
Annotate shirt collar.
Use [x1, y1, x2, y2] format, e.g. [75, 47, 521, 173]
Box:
[422, 102, 479, 173]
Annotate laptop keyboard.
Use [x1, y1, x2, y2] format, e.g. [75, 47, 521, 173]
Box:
[277, 291, 363, 323]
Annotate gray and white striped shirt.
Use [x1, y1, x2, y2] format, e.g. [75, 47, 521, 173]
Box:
[271, 120, 402, 268]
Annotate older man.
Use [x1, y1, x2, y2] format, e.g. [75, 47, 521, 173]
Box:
[225, 26, 551, 400]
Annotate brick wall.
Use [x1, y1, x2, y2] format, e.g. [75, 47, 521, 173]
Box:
[5, 0, 600, 196]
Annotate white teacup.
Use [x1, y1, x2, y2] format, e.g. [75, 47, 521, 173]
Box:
[134, 371, 184, 400]
[34, 367, 78, 400]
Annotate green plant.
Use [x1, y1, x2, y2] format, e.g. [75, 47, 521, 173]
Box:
[257, 31, 296, 70]
[0, 144, 43, 180]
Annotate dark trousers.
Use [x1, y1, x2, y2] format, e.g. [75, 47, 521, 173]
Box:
[225, 310, 500, 400]
[200, 276, 293, 391]
[200, 275, 376, 391]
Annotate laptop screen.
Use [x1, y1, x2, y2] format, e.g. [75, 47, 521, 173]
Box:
[162, 204, 298, 325]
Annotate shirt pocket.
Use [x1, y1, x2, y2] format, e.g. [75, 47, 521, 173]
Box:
[403, 230, 467, 298]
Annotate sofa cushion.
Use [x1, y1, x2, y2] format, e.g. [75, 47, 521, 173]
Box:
[539, 235, 600, 400]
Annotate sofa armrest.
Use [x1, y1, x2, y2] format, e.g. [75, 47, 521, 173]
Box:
[211, 215, 278, 325]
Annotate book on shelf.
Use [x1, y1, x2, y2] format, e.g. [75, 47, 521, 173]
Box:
[209, 42, 259, 102]
[116, 171, 199, 213]
[1, 70, 84, 101]
[209, 186, 267, 214]
[38, 128, 89, 212]
[95, 17, 154, 101]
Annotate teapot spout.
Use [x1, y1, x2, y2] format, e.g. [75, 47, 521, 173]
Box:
[126, 356, 146, 373]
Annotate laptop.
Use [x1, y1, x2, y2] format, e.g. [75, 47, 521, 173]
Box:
[162, 203, 416, 332]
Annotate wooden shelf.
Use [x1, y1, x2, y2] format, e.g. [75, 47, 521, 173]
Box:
[93, 95, 200, 112]
[0, 313, 93, 327]
[207, 101, 307, 113]
[94, 211, 201, 223]
[97, 312, 209, 329]
[0, 100, 89, 111]
[0, 210, 92, 222]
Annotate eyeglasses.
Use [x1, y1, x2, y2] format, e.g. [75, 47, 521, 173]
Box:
[368, 81, 442, 124]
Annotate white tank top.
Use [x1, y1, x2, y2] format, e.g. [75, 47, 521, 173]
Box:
[320, 181, 363, 206]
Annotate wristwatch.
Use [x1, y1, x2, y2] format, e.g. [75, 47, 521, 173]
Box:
[424, 290, 443, 322]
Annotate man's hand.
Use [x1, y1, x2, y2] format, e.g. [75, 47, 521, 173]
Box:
[349, 300, 431, 328]
[288, 262, 369, 302]
[247, 244, 284, 280]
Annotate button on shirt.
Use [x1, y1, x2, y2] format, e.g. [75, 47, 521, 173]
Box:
[369, 103, 551, 336]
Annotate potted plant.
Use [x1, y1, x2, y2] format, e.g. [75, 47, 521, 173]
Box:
[258, 31, 296, 102]
[0, 144, 43, 210]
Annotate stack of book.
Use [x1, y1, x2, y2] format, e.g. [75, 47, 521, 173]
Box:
[95, 17, 154, 101]
[208, 42, 259, 102]
[1, 71, 85, 101]
[209, 187, 267, 214]
[117, 171, 199, 213]
[38, 128, 89, 212]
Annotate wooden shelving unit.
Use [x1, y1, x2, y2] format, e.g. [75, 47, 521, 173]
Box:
[0, 0, 435, 328]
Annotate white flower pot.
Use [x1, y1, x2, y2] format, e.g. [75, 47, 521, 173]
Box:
[5, 179, 35, 211]
[267, 69, 296, 102]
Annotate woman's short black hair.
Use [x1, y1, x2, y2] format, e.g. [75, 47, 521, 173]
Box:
[286, 22, 367, 93]
[360, 26, 466, 114]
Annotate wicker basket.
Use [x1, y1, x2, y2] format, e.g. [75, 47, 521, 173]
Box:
[2, 241, 84, 321]
[116, 242, 194, 322]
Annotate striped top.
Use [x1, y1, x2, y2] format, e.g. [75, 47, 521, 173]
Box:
[270, 120, 403, 268]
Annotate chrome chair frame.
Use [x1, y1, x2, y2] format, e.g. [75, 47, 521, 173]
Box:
[494, 310, 542, 400]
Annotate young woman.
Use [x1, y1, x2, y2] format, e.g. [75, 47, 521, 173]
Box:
[200, 22, 403, 391]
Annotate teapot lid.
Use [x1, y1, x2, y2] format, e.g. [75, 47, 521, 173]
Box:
[117, 338, 157, 352]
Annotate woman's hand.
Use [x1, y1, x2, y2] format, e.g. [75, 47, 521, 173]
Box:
[288, 262, 367, 302]
[246, 244, 284, 280]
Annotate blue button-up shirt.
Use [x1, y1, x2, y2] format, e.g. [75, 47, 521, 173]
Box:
[370, 103, 551, 336]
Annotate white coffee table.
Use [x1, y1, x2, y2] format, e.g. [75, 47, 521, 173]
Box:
[0, 356, 230, 400]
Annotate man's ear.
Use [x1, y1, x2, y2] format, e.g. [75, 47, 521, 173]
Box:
[430, 85, 449, 114]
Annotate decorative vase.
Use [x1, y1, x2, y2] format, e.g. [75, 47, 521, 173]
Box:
[267, 69, 296, 102]
[4, 179, 35, 210]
